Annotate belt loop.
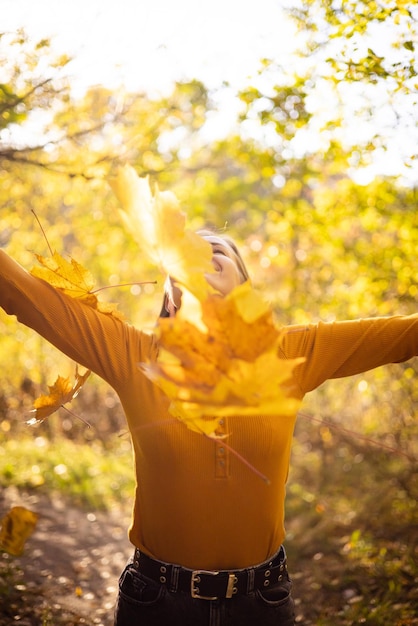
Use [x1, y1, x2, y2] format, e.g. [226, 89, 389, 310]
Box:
[169, 564, 180, 593]
[246, 568, 255, 594]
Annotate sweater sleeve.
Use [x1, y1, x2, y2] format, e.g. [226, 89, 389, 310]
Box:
[0, 249, 154, 389]
[280, 315, 418, 395]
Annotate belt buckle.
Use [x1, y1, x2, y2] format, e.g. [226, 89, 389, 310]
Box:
[191, 569, 219, 600]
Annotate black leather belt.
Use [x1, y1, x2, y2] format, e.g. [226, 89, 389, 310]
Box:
[132, 546, 288, 600]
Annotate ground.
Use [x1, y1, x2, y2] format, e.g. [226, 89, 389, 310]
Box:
[1, 487, 417, 625]
[0, 487, 131, 626]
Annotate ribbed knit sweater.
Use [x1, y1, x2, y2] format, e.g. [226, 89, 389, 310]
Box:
[1, 249, 417, 569]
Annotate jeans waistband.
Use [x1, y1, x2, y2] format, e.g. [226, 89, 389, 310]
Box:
[132, 546, 287, 600]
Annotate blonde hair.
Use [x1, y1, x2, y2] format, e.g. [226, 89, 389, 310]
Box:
[197, 229, 250, 283]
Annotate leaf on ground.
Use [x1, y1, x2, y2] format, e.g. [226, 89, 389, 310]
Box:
[110, 164, 214, 301]
[0, 506, 39, 556]
[143, 283, 304, 437]
[28, 366, 91, 424]
[30, 251, 125, 320]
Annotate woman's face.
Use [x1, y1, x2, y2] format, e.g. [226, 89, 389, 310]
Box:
[203, 235, 244, 296]
[165, 235, 246, 315]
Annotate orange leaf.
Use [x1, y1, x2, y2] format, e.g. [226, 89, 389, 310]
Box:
[143, 283, 304, 437]
[30, 251, 125, 320]
[28, 366, 91, 423]
[0, 506, 39, 556]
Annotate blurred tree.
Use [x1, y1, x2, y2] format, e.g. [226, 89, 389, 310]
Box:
[0, 21, 416, 621]
[0, 30, 140, 179]
[0, 24, 416, 464]
[288, 0, 417, 89]
[238, 1, 418, 179]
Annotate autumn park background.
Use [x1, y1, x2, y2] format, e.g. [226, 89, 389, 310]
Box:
[0, 1, 417, 624]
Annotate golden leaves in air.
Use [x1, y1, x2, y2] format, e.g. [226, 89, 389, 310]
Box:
[0, 506, 39, 556]
[110, 165, 214, 301]
[24, 166, 304, 443]
[111, 165, 305, 438]
[28, 209, 153, 424]
[28, 366, 91, 426]
[30, 252, 125, 320]
[26, 253, 98, 426]
[144, 283, 304, 437]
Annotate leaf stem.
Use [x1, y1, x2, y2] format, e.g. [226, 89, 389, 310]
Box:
[91, 281, 157, 294]
[31, 209, 53, 255]
[61, 405, 92, 428]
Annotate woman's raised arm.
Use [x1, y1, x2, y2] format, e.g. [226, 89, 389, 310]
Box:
[280, 315, 418, 394]
[0, 249, 151, 388]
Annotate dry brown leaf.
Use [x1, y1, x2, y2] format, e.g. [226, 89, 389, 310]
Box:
[28, 366, 91, 424]
[0, 506, 39, 556]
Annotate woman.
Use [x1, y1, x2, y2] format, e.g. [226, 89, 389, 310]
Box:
[1, 231, 417, 626]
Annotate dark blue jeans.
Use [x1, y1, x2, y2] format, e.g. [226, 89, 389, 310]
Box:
[114, 552, 295, 626]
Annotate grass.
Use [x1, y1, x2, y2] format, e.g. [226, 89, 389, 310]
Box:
[0, 434, 134, 624]
[1, 429, 417, 624]
[0, 434, 135, 510]
[284, 431, 418, 625]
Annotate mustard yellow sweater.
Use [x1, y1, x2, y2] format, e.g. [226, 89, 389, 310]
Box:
[1, 249, 417, 570]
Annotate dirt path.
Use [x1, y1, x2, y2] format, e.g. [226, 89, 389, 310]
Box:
[0, 486, 383, 626]
[3, 488, 417, 626]
[0, 487, 333, 626]
[2, 487, 320, 626]
[1, 487, 132, 625]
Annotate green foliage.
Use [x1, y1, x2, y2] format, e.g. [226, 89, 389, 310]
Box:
[286, 422, 418, 624]
[0, 30, 72, 166]
[0, 82, 27, 129]
[0, 435, 134, 509]
[253, 0, 418, 177]
[288, 0, 417, 88]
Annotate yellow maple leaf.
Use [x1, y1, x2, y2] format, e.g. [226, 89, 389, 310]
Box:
[28, 366, 91, 424]
[30, 251, 125, 320]
[110, 165, 304, 439]
[143, 283, 304, 437]
[0, 506, 39, 556]
[110, 164, 214, 301]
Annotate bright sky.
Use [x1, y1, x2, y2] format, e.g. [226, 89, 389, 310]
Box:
[1, 0, 296, 93]
[2, 0, 417, 183]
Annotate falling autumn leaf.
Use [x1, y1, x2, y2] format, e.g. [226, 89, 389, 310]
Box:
[110, 164, 215, 301]
[30, 251, 125, 320]
[143, 283, 304, 437]
[28, 366, 91, 425]
[0, 506, 39, 556]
